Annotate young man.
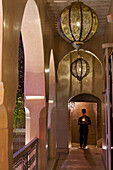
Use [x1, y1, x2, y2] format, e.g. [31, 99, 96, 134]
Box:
[78, 109, 91, 149]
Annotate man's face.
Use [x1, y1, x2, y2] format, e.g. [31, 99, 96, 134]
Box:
[82, 112, 86, 115]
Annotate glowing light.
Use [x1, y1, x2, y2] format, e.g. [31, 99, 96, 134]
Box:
[26, 96, 45, 100]
[82, 118, 85, 122]
[3, 21, 6, 27]
[103, 146, 107, 150]
[45, 68, 49, 73]
[79, 68, 81, 72]
[48, 100, 54, 103]
[46, 144, 48, 149]
[69, 143, 72, 149]
[76, 22, 80, 27]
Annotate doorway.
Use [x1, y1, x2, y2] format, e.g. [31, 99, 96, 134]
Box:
[68, 93, 102, 148]
[70, 102, 97, 147]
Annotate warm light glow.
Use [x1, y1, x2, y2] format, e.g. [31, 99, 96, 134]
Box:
[3, 21, 6, 27]
[45, 68, 49, 73]
[79, 68, 81, 72]
[26, 96, 45, 100]
[48, 100, 54, 103]
[69, 143, 72, 149]
[68, 102, 76, 111]
[46, 144, 48, 149]
[103, 146, 107, 150]
[82, 118, 85, 122]
[76, 22, 80, 27]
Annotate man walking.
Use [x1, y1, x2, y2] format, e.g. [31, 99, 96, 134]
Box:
[78, 109, 91, 149]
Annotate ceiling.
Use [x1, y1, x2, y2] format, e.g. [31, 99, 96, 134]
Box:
[46, 0, 111, 36]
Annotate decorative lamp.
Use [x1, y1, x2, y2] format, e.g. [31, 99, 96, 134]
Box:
[58, 0, 98, 49]
[71, 55, 90, 81]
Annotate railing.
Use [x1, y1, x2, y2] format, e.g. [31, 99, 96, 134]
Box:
[13, 138, 38, 170]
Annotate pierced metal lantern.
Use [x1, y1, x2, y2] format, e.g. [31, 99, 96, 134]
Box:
[58, 1, 98, 49]
[71, 57, 90, 81]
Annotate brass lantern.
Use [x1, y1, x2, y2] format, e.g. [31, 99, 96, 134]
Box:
[58, 1, 98, 49]
[71, 55, 90, 81]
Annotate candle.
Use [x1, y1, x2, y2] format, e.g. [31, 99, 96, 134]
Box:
[82, 118, 85, 122]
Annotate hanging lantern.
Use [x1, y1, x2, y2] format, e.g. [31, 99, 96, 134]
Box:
[58, 1, 98, 49]
[71, 55, 90, 81]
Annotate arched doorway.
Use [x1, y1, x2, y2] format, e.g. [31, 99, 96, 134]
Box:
[56, 49, 104, 152]
[68, 93, 102, 148]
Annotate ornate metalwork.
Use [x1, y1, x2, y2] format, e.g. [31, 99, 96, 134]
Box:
[13, 138, 38, 170]
[58, 1, 98, 49]
[71, 57, 90, 81]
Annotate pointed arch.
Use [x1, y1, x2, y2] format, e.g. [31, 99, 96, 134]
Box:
[48, 49, 56, 128]
[47, 49, 56, 159]
[21, 0, 45, 143]
[56, 49, 104, 152]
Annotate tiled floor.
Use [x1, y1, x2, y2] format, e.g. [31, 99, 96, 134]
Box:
[55, 147, 106, 170]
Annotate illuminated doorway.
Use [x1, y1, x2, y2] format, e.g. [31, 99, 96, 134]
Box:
[68, 93, 102, 148]
[70, 102, 97, 147]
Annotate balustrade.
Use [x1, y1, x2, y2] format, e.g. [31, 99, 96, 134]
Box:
[13, 138, 38, 170]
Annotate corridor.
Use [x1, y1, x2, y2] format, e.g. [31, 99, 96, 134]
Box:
[54, 147, 105, 170]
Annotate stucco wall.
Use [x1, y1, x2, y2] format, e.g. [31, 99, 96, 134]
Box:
[54, 35, 104, 70]
[56, 50, 104, 151]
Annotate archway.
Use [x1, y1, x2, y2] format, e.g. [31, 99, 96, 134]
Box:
[68, 93, 102, 148]
[13, 33, 25, 153]
[56, 49, 104, 152]
[21, 0, 45, 143]
[48, 49, 56, 159]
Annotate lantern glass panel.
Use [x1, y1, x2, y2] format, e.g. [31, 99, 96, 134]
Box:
[85, 11, 98, 42]
[61, 7, 74, 41]
[81, 5, 92, 41]
[70, 3, 81, 41]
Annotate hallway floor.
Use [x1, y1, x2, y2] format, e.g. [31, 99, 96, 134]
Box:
[54, 147, 106, 170]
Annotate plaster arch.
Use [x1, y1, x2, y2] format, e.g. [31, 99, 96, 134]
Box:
[1, 0, 53, 169]
[21, 0, 45, 142]
[56, 49, 104, 152]
[48, 49, 56, 128]
[48, 49, 56, 159]
[2, 0, 28, 169]
[57, 49, 104, 100]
